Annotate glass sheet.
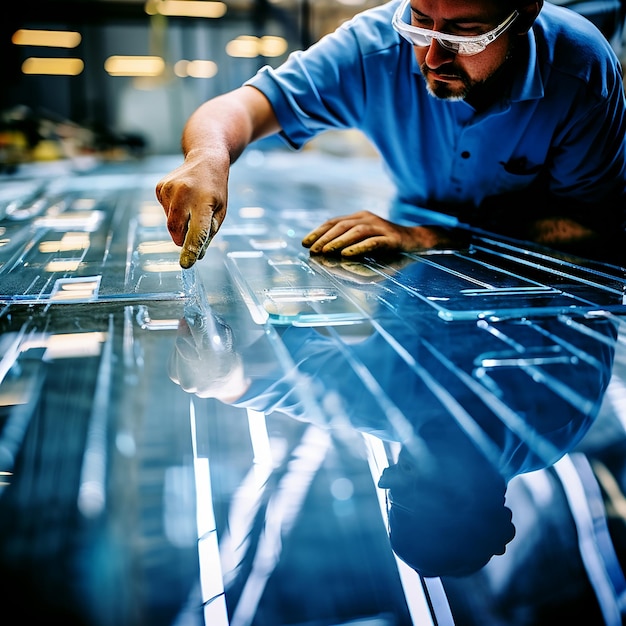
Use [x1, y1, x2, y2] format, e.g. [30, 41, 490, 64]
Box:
[0, 174, 184, 304]
[0, 153, 625, 626]
[334, 246, 625, 322]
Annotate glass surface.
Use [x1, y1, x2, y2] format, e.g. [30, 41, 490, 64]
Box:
[0, 151, 625, 626]
[0, 173, 184, 304]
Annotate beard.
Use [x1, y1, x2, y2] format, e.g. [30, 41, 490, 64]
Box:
[419, 62, 474, 101]
[419, 46, 517, 108]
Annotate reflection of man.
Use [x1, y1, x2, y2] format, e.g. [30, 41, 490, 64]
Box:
[169, 311, 248, 402]
[168, 273, 617, 577]
[156, 0, 626, 268]
[378, 442, 515, 578]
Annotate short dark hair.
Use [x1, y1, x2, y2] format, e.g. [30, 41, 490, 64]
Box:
[388, 497, 516, 578]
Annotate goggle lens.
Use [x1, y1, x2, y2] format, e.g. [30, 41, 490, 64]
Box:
[392, 0, 518, 57]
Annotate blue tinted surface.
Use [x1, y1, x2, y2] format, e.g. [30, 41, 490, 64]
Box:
[0, 151, 625, 626]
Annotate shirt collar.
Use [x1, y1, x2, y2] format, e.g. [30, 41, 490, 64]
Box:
[510, 30, 544, 102]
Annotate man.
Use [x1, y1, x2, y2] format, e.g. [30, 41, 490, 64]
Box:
[156, 0, 626, 268]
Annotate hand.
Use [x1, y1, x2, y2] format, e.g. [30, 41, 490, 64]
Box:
[301, 210, 458, 257]
[168, 309, 250, 401]
[155, 152, 229, 268]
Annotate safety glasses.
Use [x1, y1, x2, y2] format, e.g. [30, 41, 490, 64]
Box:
[392, 0, 519, 56]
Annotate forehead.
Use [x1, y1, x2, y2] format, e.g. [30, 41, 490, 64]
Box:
[410, 0, 505, 19]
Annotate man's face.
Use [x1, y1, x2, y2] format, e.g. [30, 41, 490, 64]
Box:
[409, 0, 518, 101]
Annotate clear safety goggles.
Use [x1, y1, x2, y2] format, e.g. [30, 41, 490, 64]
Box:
[392, 0, 519, 56]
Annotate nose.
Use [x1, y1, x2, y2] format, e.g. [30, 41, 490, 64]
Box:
[423, 38, 456, 69]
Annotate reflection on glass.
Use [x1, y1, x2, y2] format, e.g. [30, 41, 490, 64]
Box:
[169, 255, 618, 580]
[39, 232, 90, 253]
[50, 277, 101, 302]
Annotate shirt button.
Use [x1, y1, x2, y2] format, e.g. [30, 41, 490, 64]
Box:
[461, 151, 470, 159]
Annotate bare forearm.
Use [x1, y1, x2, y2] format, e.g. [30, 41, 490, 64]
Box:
[181, 85, 279, 164]
[156, 85, 280, 268]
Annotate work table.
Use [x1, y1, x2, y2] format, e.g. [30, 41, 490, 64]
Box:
[0, 150, 625, 626]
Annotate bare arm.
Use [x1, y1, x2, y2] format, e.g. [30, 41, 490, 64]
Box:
[156, 85, 280, 268]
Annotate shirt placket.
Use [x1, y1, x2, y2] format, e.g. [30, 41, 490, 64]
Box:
[449, 126, 479, 201]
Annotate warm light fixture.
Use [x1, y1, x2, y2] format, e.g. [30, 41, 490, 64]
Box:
[225, 35, 258, 58]
[259, 36, 289, 57]
[174, 59, 218, 78]
[226, 35, 288, 58]
[22, 57, 84, 76]
[12, 29, 82, 48]
[145, 0, 227, 18]
[104, 55, 165, 77]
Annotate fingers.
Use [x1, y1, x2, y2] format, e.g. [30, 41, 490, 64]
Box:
[302, 219, 363, 254]
[302, 223, 334, 249]
[301, 214, 454, 257]
[338, 236, 390, 256]
[155, 166, 225, 265]
[301, 212, 368, 249]
[156, 177, 192, 248]
[302, 211, 397, 255]
[180, 226, 209, 269]
[180, 215, 220, 269]
[157, 178, 221, 269]
[303, 218, 395, 256]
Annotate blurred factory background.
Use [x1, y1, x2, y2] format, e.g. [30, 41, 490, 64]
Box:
[1, 0, 624, 171]
[1, 4, 626, 626]
[0, 0, 387, 167]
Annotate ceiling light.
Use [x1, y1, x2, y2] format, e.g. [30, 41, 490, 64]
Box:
[175, 59, 219, 78]
[145, 0, 227, 19]
[12, 29, 82, 48]
[104, 55, 165, 77]
[259, 36, 288, 57]
[226, 35, 287, 58]
[21, 57, 84, 76]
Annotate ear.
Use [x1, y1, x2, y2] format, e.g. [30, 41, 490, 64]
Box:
[514, 0, 543, 34]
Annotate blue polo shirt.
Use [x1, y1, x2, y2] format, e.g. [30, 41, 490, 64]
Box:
[246, 1, 626, 229]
